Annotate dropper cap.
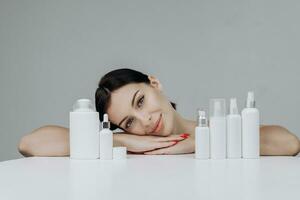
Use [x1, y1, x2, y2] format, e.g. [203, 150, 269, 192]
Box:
[246, 91, 256, 108]
[229, 98, 239, 114]
[102, 113, 110, 129]
[197, 109, 208, 127]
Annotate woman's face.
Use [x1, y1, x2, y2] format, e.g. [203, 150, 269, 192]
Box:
[106, 76, 176, 136]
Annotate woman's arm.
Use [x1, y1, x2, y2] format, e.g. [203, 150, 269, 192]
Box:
[18, 125, 186, 157]
[145, 125, 300, 156]
[18, 125, 127, 157]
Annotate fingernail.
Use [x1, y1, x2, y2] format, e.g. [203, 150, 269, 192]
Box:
[180, 133, 190, 138]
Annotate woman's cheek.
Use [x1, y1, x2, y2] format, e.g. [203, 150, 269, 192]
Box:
[162, 114, 173, 136]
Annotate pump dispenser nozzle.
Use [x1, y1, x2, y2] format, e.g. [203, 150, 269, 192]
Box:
[246, 91, 255, 108]
[197, 109, 208, 127]
[230, 98, 239, 114]
[102, 113, 110, 129]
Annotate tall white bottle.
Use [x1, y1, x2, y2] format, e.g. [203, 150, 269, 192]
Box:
[226, 98, 242, 158]
[69, 99, 99, 159]
[99, 113, 113, 160]
[209, 99, 226, 159]
[242, 92, 260, 159]
[195, 109, 210, 159]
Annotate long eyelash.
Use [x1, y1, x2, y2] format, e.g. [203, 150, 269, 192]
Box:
[126, 118, 134, 129]
[126, 95, 144, 129]
[137, 95, 144, 107]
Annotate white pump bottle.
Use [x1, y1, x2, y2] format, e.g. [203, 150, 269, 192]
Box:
[195, 110, 210, 159]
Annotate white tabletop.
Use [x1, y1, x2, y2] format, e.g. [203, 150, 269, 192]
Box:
[0, 155, 299, 200]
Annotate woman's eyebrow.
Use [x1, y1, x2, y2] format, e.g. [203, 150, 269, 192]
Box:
[118, 89, 140, 127]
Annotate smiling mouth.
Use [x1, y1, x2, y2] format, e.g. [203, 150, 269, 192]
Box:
[151, 113, 162, 134]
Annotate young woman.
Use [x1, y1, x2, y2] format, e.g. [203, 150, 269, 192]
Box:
[18, 68, 300, 156]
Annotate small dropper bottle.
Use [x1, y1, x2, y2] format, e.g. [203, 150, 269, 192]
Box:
[195, 109, 210, 159]
[99, 113, 113, 160]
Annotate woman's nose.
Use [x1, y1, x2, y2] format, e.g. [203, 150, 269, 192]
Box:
[139, 113, 152, 127]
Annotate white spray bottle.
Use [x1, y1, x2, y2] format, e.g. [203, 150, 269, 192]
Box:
[226, 98, 242, 158]
[241, 92, 260, 158]
[99, 113, 113, 160]
[195, 109, 210, 159]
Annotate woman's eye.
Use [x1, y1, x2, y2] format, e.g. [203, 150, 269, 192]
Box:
[125, 118, 134, 129]
[137, 95, 144, 108]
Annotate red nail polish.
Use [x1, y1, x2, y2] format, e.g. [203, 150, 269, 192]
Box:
[180, 133, 190, 138]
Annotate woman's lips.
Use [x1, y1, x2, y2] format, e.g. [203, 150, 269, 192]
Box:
[151, 114, 163, 134]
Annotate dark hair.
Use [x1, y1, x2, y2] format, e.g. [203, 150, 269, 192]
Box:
[95, 68, 176, 130]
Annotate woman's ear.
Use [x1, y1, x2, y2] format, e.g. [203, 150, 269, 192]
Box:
[148, 75, 163, 91]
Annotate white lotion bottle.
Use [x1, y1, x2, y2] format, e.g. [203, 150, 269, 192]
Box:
[195, 109, 210, 159]
[242, 91, 260, 159]
[69, 99, 99, 159]
[226, 98, 242, 158]
[209, 99, 227, 159]
[99, 113, 113, 160]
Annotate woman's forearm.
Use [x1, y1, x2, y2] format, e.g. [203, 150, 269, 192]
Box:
[113, 133, 126, 147]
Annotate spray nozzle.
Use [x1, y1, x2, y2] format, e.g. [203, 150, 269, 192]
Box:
[229, 98, 239, 114]
[246, 91, 256, 108]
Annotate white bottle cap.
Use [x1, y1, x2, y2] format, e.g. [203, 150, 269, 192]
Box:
[229, 98, 239, 114]
[72, 99, 94, 112]
[210, 98, 226, 117]
[113, 147, 127, 160]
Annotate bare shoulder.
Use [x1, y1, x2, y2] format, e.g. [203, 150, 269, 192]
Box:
[18, 125, 70, 157]
[32, 125, 69, 132]
[260, 125, 300, 156]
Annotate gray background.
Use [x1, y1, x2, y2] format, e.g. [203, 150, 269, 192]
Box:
[1, 0, 299, 161]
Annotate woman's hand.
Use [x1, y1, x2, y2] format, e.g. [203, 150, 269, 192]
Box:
[114, 133, 188, 153]
[144, 133, 194, 155]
